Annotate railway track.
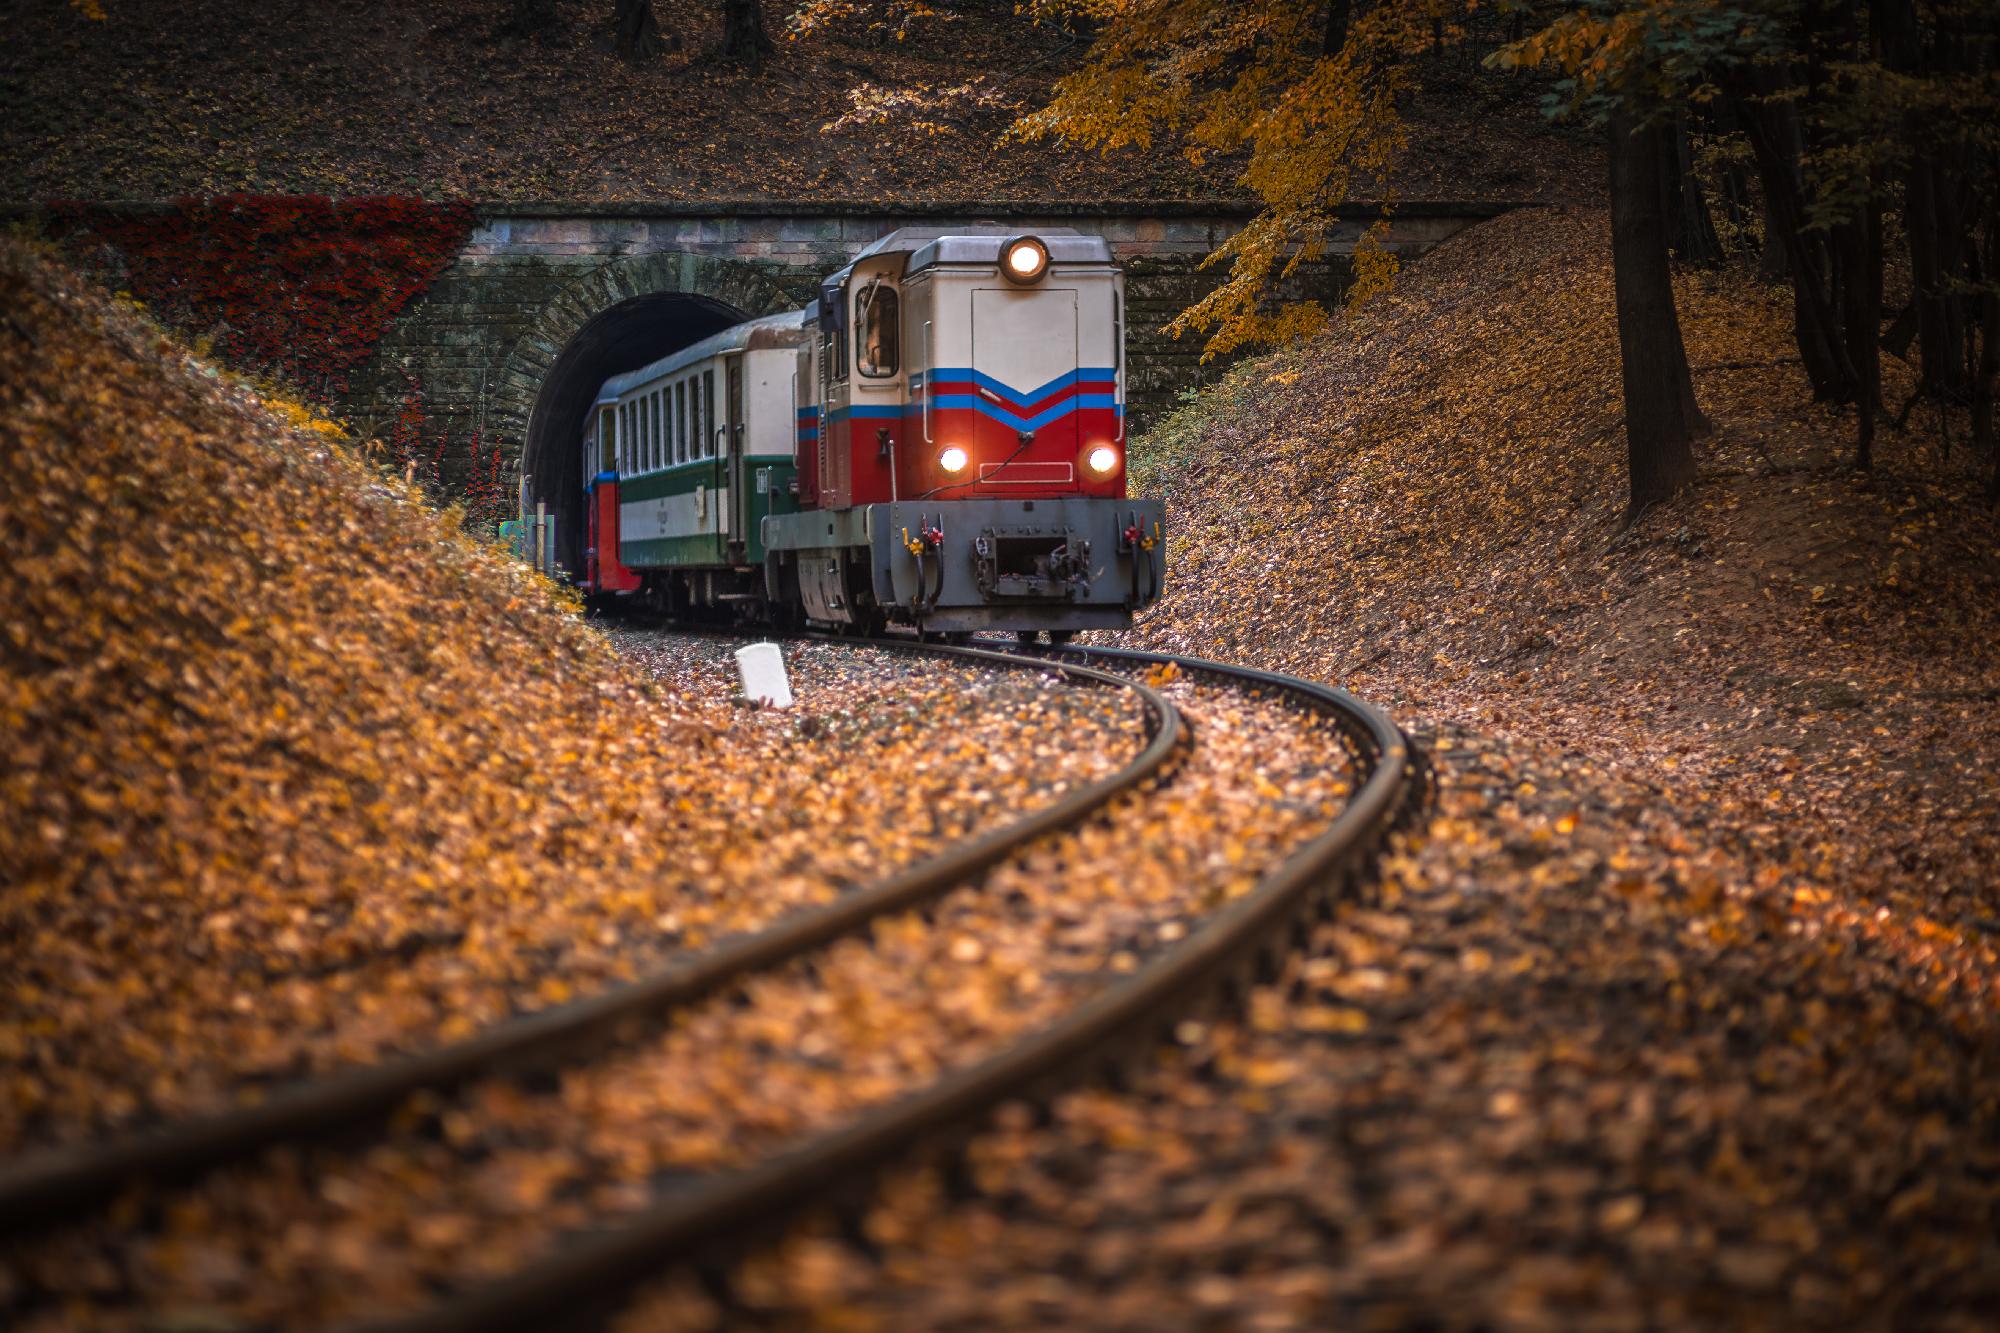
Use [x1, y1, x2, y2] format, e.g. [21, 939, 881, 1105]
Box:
[0, 640, 1176, 1231]
[1, 641, 1420, 1333]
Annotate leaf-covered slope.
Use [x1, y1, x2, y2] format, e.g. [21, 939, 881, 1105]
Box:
[1129, 204, 2000, 908]
[0, 240, 712, 1144]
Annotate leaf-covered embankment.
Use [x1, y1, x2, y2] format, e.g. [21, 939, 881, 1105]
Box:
[1133, 204, 2000, 919]
[0, 237, 710, 1149]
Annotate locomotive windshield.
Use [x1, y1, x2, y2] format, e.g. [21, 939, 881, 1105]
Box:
[856, 281, 899, 378]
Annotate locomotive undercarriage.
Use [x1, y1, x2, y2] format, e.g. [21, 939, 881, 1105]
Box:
[762, 497, 1165, 636]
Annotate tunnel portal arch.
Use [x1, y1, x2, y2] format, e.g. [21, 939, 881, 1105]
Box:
[501, 252, 805, 576]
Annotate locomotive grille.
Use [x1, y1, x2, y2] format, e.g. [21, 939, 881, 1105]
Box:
[972, 528, 1091, 601]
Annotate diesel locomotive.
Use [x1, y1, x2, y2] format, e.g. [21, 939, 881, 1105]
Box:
[578, 226, 1165, 638]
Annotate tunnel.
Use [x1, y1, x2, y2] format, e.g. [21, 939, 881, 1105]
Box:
[521, 292, 749, 577]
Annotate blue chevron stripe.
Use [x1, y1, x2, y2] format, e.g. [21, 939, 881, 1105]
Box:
[910, 367, 1118, 407]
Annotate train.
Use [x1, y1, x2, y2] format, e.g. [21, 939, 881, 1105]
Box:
[576, 226, 1165, 640]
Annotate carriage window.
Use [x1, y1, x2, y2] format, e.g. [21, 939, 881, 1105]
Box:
[620, 403, 631, 472]
[703, 370, 717, 456]
[600, 407, 614, 472]
[652, 392, 664, 471]
[857, 282, 899, 378]
[677, 381, 689, 464]
[689, 374, 703, 460]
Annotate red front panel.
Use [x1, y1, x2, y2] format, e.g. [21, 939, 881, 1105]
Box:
[909, 398, 1124, 501]
[588, 479, 641, 593]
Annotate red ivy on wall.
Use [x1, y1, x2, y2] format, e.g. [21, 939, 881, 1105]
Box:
[49, 195, 475, 397]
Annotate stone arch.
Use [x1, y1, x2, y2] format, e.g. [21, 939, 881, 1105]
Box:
[499, 251, 806, 575]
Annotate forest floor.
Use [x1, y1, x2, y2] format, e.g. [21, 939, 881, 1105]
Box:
[613, 208, 2000, 1329]
[0, 0, 1596, 204]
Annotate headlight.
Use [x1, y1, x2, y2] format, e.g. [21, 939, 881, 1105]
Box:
[1001, 236, 1049, 285]
[939, 446, 969, 474]
[1086, 445, 1120, 475]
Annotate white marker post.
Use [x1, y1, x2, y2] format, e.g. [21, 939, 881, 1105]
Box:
[734, 642, 794, 709]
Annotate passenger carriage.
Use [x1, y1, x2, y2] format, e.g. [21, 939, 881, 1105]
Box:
[582, 311, 809, 612]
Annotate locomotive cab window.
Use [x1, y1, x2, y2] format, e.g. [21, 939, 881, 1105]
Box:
[856, 281, 899, 378]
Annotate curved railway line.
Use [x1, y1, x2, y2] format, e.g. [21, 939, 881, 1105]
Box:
[1, 639, 1422, 1333]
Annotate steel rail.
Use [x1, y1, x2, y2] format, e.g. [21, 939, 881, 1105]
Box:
[356, 647, 1418, 1333]
[0, 640, 1179, 1232]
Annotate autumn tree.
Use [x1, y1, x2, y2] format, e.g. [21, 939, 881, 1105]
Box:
[1014, 0, 1467, 358]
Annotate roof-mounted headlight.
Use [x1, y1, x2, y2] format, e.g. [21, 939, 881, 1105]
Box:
[1001, 235, 1050, 285]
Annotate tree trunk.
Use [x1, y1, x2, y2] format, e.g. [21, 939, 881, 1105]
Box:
[1662, 112, 1725, 267]
[1734, 86, 1858, 401]
[615, 0, 662, 62]
[1877, 0, 1965, 401]
[1323, 0, 1352, 56]
[1903, 162, 1960, 394]
[508, 0, 556, 37]
[1977, 203, 1999, 503]
[1838, 191, 1882, 469]
[1609, 110, 1705, 523]
[722, 0, 773, 70]
[1757, 189, 1790, 283]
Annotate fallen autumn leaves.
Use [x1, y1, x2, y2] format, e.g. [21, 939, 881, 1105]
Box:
[3, 662, 1360, 1329]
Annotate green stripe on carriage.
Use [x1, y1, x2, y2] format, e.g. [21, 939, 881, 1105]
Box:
[621, 535, 728, 565]
[618, 463, 727, 502]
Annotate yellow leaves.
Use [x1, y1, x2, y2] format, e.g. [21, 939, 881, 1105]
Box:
[1238, 1056, 1300, 1088]
[1292, 1004, 1369, 1034]
[1020, 0, 1464, 358]
[1345, 222, 1402, 311]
